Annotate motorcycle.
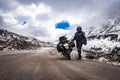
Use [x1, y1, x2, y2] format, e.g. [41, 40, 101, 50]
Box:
[57, 36, 75, 60]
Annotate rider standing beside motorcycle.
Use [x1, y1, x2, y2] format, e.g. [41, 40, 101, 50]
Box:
[73, 26, 87, 60]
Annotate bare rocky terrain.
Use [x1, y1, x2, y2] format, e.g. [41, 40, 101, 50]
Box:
[0, 47, 120, 80]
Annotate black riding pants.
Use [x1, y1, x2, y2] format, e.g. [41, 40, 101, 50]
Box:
[76, 42, 82, 59]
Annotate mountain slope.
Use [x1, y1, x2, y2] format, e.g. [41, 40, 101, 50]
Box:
[0, 29, 53, 51]
[87, 16, 120, 40]
[83, 16, 120, 58]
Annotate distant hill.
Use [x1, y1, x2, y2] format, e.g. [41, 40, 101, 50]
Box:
[0, 29, 53, 51]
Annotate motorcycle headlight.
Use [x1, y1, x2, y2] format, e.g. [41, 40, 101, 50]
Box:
[64, 43, 69, 49]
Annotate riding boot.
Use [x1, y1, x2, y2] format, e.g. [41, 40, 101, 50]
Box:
[76, 50, 82, 60]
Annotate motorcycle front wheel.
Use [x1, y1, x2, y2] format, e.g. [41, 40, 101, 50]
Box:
[64, 50, 71, 60]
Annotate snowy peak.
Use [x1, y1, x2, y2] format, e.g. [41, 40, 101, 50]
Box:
[100, 16, 120, 34]
[87, 16, 120, 41]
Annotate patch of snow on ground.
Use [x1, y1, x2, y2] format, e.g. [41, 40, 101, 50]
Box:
[83, 38, 120, 53]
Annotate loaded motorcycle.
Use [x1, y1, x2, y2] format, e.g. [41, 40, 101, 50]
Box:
[57, 36, 75, 60]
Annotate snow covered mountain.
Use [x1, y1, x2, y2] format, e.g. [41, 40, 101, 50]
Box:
[83, 16, 120, 55]
[83, 16, 120, 62]
[0, 29, 53, 51]
[87, 16, 120, 41]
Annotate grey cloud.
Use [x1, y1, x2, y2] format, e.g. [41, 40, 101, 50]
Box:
[0, 16, 5, 28]
[16, 0, 42, 5]
[43, 0, 93, 12]
[107, 0, 120, 17]
[0, 0, 17, 11]
[28, 26, 49, 37]
[16, 0, 120, 17]
[15, 25, 49, 37]
[0, 16, 8, 29]
[36, 14, 50, 21]
[15, 15, 30, 24]
[16, 0, 94, 12]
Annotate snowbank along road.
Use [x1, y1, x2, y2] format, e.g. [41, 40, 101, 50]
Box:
[0, 47, 120, 80]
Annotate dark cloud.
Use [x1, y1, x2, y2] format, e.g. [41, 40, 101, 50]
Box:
[0, 0, 17, 11]
[16, 0, 42, 5]
[16, 0, 120, 17]
[43, 0, 93, 12]
[17, 0, 95, 12]
[107, 0, 120, 17]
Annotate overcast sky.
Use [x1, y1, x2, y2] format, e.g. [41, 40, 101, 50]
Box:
[0, 0, 120, 41]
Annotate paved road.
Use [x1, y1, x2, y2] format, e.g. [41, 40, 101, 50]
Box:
[0, 48, 120, 80]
